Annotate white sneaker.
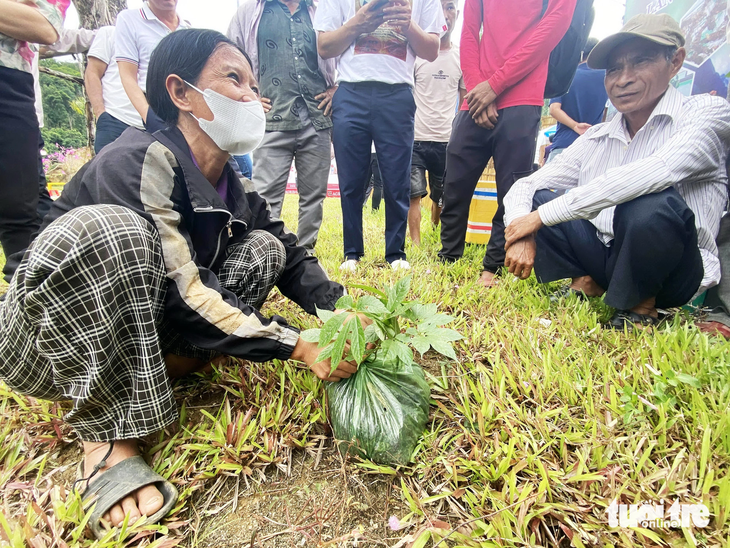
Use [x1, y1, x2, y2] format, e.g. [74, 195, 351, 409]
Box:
[340, 259, 358, 272]
[390, 259, 411, 271]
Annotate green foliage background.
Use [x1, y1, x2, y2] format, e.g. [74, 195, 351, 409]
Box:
[39, 59, 87, 151]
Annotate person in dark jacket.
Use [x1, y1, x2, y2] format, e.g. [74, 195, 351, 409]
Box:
[0, 29, 356, 538]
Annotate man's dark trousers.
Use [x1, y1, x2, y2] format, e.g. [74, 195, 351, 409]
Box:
[94, 112, 132, 154]
[439, 106, 541, 271]
[0, 66, 41, 280]
[533, 189, 704, 310]
[332, 82, 415, 262]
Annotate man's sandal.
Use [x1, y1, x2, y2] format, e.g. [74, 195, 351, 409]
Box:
[76, 445, 178, 539]
[608, 310, 660, 331]
[549, 286, 587, 303]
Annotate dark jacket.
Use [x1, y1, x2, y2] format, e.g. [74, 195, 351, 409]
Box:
[29, 126, 344, 362]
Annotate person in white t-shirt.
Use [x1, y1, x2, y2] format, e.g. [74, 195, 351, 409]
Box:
[115, 0, 190, 128]
[314, 0, 445, 272]
[409, 0, 464, 245]
[85, 26, 145, 154]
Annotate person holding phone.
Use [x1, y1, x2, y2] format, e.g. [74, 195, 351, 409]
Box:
[314, 0, 445, 272]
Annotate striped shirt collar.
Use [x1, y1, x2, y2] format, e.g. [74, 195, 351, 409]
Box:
[140, 2, 191, 28]
[589, 85, 684, 144]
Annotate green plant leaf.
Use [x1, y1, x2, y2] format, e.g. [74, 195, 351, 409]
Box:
[300, 328, 321, 343]
[335, 295, 354, 309]
[430, 340, 457, 361]
[316, 307, 335, 323]
[330, 327, 349, 374]
[408, 303, 438, 321]
[411, 335, 431, 356]
[357, 295, 389, 315]
[381, 339, 412, 365]
[349, 283, 387, 298]
[315, 343, 334, 364]
[319, 313, 347, 347]
[674, 372, 701, 388]
[364, 323, 382, 344]
[347, 317, 366, 364]
[422, 313, 455, 327]
[387, 275, 411, 311]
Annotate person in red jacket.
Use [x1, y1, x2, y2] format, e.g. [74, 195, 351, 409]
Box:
[437, 0, 577, 288]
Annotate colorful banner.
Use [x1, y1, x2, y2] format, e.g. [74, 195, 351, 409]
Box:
[624, 0, 730, 98]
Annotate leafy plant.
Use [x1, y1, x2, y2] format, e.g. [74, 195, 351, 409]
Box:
[301, 275, 462, 372]
[302, 276, 462, 465]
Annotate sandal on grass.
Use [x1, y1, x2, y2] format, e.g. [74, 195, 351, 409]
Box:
[549, 286, 587, 303]
[79, 455, 178, 539]
[608, 310, 660, 330]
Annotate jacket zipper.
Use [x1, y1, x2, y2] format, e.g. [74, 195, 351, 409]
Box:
[194, 206, 247, 268]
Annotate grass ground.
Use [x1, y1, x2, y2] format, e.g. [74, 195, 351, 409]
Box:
[1, 194, 729, 547]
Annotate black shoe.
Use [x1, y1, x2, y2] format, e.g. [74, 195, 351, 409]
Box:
[549, 286, 587, 303]
[608, 310, 660, 330]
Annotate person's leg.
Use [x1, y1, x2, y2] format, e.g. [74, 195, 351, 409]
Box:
[0, 67, 41, 270]
[426, 141, 447, 226]
[531, 190, 610, 292]
[486, 105, 542, 282]
[409, 142, 429, 245]
[0, 204, 172, 525]
[371, 153, 383, 211]
[545, 147, 565, 164]
[36, 133, 53, 223]
[331, 83, 374, 261]
[218, 230, 287, 308]
[233, 154, 253, 179]
[606, 188, 704, 312]
[158, 230, 288, 374]
[701, 214, 730, 335]
[372, 85, 416, 263]
[439, 111, 493, 262]
[293, 125, 332, 251]
[252, 131, 296, 219]
[94, 112, 132, 154]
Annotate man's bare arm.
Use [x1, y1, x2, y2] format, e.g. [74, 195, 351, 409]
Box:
[118, 61, 149, 122]
[85, 57, 108, 120]
[0, 0, 58, 44]
[317, 0, 386, 59]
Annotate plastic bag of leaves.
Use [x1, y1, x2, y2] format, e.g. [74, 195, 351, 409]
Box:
[301, 276, 461, 466]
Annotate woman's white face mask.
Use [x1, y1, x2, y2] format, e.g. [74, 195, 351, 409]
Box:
[184, 80, 265, 156]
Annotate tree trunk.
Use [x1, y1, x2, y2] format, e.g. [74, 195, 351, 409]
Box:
[71, 0, 127, 29]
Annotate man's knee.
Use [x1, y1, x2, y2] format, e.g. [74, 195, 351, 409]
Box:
[614, 189, 694, 233]
[532, 189, 559, 210]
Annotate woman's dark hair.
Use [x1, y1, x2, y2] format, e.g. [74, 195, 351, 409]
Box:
[147, 28, 251, 125]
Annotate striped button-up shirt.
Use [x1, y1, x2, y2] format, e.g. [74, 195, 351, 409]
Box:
[504, 86, 730, 292]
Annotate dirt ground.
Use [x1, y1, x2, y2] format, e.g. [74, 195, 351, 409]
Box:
[189, 448, 408, 548]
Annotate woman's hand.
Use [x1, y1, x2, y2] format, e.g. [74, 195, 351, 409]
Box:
[291, 337, 358, 382]
[260, 97, 272, 113]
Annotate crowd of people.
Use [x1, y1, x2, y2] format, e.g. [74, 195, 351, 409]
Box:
[1, 0, 730, 537]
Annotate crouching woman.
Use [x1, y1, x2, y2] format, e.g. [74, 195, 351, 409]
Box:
[0, 28, 355, 538]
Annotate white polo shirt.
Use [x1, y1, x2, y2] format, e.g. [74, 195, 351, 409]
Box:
[313, 0, 445, 86]
[115, 2, 190, 92]
[89, 26, 145, 129]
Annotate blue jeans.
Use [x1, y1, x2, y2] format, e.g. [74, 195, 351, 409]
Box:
[233, 154, 253, 179]
[331, 81, 415, 262]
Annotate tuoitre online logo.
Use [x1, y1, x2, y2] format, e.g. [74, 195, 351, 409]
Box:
[606, 499, 710, 529]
